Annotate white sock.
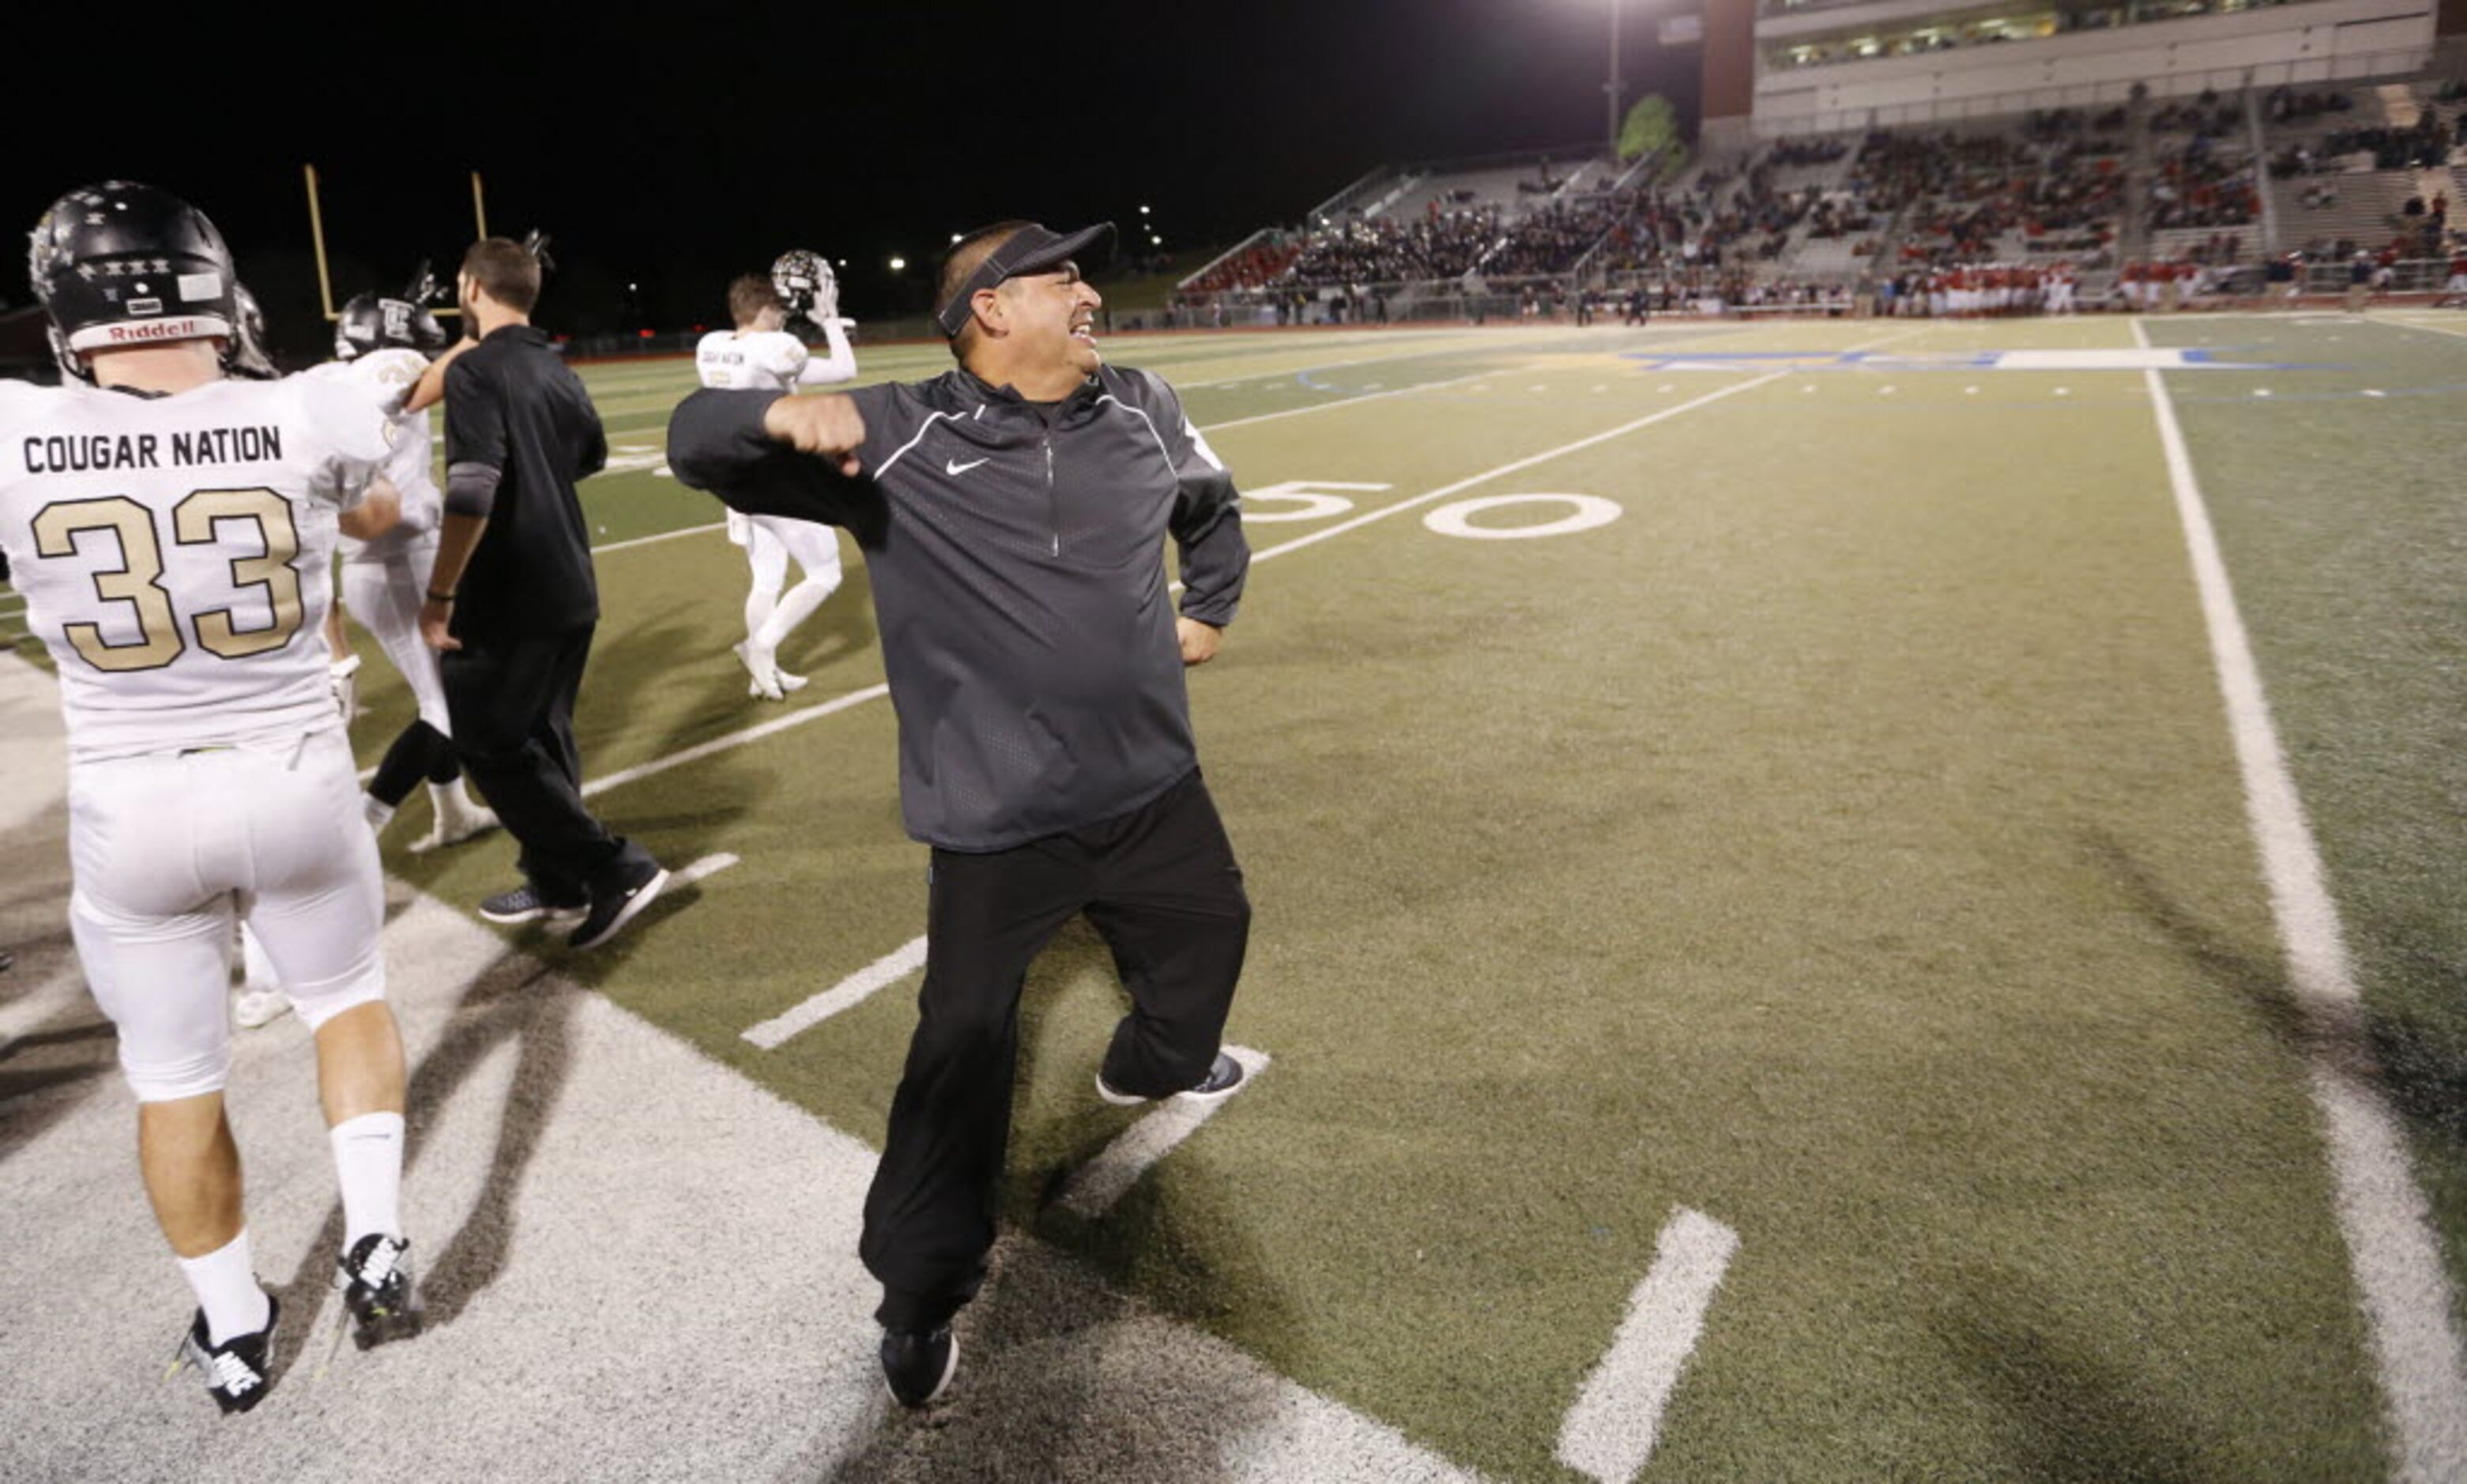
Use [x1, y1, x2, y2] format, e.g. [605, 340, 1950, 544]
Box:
[755, 572, 841, 654]
[330, 1111, 405, 1247]
[178, 1232, 270, 1344]
[365, 794, 396, 831]
[743, 589, 777, 644]
[427, 778, 473, 823]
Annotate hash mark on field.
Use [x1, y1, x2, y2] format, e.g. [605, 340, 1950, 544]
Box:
[1056, 1046, 1271, 1218]
[742, 933, 927, 1049]
[672, 853, 740, 887]
[1556, 1208, 1740, 1484]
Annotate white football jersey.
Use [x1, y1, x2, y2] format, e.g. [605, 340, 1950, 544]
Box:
[697, 330, 810, 390]
[307, 348, 439, 559]
[0, 373, 390, 760]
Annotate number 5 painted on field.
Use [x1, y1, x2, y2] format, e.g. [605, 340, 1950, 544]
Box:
[1237, 480, 1391, 522]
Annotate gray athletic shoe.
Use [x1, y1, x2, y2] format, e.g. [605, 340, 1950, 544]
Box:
[477, 883, 587, 927]
[1097, 1050, 1245, 1107]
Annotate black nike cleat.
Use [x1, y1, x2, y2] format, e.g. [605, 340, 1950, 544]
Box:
[569, 860, 670, 951]
[175, 1293, 279, 1415]
[880, 1326, 959, 1407]
[336, 1234, 422, 1348]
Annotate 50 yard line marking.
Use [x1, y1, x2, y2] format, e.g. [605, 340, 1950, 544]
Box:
[2134, 317, 2467, 1482]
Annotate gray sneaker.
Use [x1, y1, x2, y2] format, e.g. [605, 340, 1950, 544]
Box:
[1097, 1050, 1245, 1107]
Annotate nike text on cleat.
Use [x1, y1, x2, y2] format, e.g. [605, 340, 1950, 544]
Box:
[568, 861, 671, 951]
[175, 1292, 279, 1415]
[1097, 1049, 1245, 1106]
[477, 883, 589, 927]
[881, 1326, 959, 1407]
[336, 1234, 422, 1348]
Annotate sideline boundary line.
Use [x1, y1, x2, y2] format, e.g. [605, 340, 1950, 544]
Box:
[2134, 316, 2467, 1482]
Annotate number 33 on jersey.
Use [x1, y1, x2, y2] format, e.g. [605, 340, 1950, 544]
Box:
[0, 374, 392, 761]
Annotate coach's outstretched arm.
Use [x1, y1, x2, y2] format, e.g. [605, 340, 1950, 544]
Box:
[667, 387, 868, 521]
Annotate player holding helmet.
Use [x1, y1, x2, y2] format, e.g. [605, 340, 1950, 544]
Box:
[695, 251, 858, 700]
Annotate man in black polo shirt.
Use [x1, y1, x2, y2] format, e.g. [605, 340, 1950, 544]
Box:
[417, 238, 666, 950]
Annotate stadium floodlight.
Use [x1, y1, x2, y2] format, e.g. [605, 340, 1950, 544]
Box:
[1140, 205, 1151, 214]
[889, 256, 907, 272]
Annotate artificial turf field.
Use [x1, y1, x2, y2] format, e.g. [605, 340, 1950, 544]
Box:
[3, 313, 2465, 1480]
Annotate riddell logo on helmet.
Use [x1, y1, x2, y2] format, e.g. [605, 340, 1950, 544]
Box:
[104, 318, 209, 344]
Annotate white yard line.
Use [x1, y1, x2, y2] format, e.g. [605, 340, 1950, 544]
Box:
[742, 933, 927, 1050]
[1056, 1046, 1271, 1218]
[578, 682, 890, 800]
[670, 851, 740, 887]
[1554, 1209, 1740, 1484]
[591, 520, 725, 555]
[2134, 317, 2467, 1482]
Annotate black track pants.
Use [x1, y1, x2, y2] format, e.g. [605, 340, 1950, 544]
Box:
[861, 769, 1251, 1331]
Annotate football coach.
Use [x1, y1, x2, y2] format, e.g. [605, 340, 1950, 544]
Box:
[667, 220, 1252, 1407]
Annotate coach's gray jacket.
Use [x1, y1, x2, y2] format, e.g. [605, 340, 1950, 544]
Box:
[668, 364, 1248, 852]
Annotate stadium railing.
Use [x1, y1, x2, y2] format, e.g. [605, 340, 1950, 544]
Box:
[1753, 45, 2441, 141]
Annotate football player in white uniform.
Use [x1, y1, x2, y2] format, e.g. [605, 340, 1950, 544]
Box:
[694, 254, 857, 699]
[1, 183, 424, 1414]
[318, 287, 496, 849]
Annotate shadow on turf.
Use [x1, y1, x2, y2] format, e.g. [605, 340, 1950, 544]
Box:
[269, 943, 572, 1368]
[2088, 831, 2467, 1163]
[1927, 1264, 2205, 1482]
[797, 926, 1302, 1484]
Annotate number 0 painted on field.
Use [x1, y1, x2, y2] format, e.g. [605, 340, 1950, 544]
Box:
[1238, 480, 1390, 522]
[1424, 493, 1623, 540]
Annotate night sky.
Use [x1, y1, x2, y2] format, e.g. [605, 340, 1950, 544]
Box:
[11, 0, 1698, 348]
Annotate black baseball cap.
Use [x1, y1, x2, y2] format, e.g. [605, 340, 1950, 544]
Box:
[932, 221, 1115, 337]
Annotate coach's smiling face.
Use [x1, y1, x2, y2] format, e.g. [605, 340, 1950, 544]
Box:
[993, 262, 1103, 379]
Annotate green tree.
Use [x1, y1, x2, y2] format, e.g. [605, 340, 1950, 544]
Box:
[1618, 95, 1678, 162]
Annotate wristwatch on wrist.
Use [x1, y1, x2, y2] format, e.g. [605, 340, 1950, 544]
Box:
[426, 589, 456, 603]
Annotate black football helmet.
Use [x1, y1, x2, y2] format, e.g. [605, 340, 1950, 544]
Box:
[772, 249, 838, 323]
[28, 180, 239, 382]
[334, 290, 447, 361]
[228, 283, 278, 379]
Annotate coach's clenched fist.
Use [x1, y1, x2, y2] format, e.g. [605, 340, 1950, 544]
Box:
[763, 393, 866, 476]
